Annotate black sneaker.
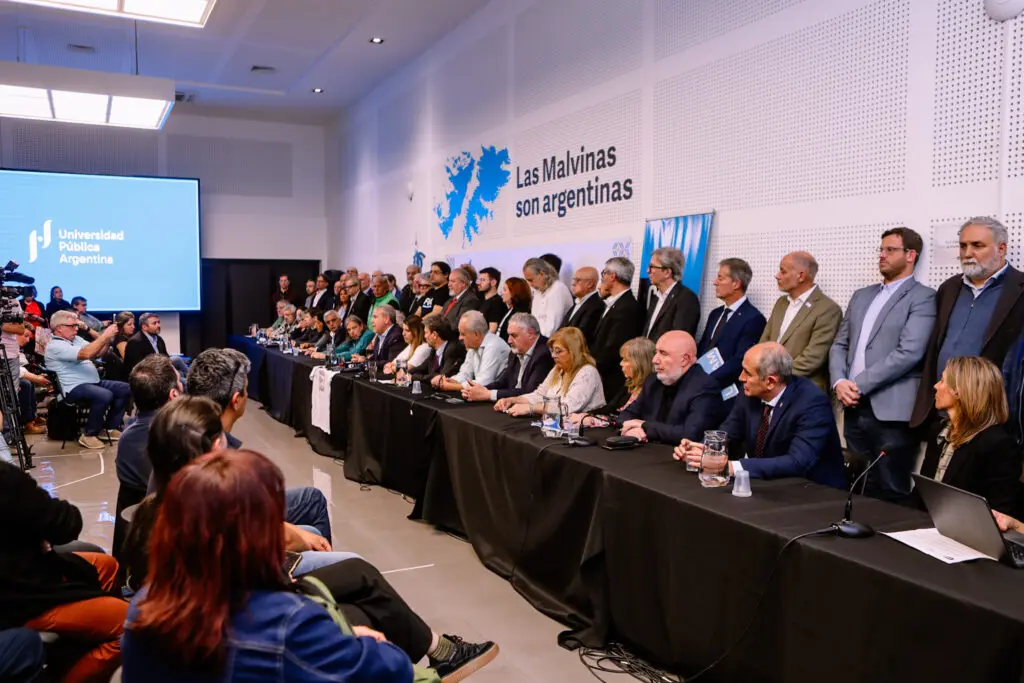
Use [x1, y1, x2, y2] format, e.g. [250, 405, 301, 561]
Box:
[428, 634, 499, 682]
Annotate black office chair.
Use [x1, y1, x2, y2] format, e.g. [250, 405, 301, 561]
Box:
[44, 371, 112, 449]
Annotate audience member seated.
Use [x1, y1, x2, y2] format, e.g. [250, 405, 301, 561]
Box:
[572, 337, 654, 427]
[408, 316, 466, 382]
[353, 305, 404, 364]
[19, 286, 44, 329]
[122, 447, 498, 682]
[919, 356, 1023, 515]
[593, 258, 644, 402]
[267, 299, 289, 334]
[123, 312, 172, 374]
[615, 331, 724, 443]
[313, 315, 372, 362]
[305, 309, 346, 353]
[558, 267, 603, 344]
[269, 304, 298, 339]
[477, 267, 508, 333]
[112, 311, 135, 361]
[113, 355, 182, 563]
[674, 342, 846, 488]
[643, 247, 701, 341]
[384, 316, 431, 375]
[495, 327, 605, 415]
[442, 267, 481, 329]
[17, 327, 49, 435]
[44, 285, 72, 320]
[0, 460, 127, 682]
[523, 257, 573, 337]
[495, 276, 532, 341]
[0, 628, 45, 682]
[462, 312, 553, 403]
[421, 261, 452, 317]
[434, 311, 510, 392]
[368, 274, 400, 320]
[45, 311, 130, 450]
[697, 258, 767, 396]
[71, 296, 108, 342]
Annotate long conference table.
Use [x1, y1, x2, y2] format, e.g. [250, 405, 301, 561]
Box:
[229, 334, 1024, 683]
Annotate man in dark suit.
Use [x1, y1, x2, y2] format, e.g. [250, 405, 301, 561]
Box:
[557, 266, 603, 344]
[345, 276, 373, 324]
[123, 312, 169, 374]
[305, 309, 347, 354]
[462, 312, 553, 402]
[593, 257, 643, 401]
[398, 264, 420, 314]
[911, 216, 1024, 428]
[697, 258, 767, 396]
[441, 267, 481, 328]
[405, 274, 430, 317]
[409, 316, 466, 382]
[643, 246, 700, 341]
[301, 279, 316, 308]
[354, 305, 404, 364]
[271, 274, 300, 314]
[309, 273, 335, 312]
[619, 331, 724, 443]
[676, 342, 846, 489]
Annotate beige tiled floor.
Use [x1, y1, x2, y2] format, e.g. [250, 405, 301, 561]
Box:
[25, 402, 599, 682]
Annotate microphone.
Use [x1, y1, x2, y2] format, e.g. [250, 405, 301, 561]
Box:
[833, 448, 887, 539]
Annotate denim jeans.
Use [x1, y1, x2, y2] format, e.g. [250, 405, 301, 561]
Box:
[18, 378, 35, 424]
[284, 487, 332, 541]
[0, 434, 11, 465]
[65, 380, 131, 436]
[0, 628, 45, 682]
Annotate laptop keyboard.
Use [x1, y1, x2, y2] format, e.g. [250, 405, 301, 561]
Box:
[1007, 541, 1024, 565]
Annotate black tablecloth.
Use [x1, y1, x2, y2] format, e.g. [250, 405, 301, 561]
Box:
[228, 335, 267, 402]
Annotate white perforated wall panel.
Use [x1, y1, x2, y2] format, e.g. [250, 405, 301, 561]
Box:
[1008, 20, 1024, 179]
[928, 216, 970, 286]
[376, 84, 428, 176]
[932, 0, 1004, 186]
[166, 135, 294, 198]
[654, 0, 806, 60]
[513, 0, 642, 117]
[653, 0, 909, 216]
[9, 119, 159, 177]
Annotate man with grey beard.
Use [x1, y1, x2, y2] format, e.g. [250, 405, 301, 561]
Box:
[910, 216, 1024, 428]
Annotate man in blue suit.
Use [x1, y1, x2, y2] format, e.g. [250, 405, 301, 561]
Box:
[675, 342, 846, 489]
[697, 258, 767, 397]
[619, 331, 725, 443]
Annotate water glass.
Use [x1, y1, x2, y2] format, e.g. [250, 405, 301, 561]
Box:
[699, 430, 731, 488]
[368, 362, 378, 383]
[732, 470, 752, 497]
[564, 417, 581, 440]
[541, 398, 561, 438]
[412, 380, 423, 395]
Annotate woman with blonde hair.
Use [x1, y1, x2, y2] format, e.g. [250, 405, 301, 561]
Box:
[385, 315, 430, 376]
[496, 327, 604, 416]
[921, 356, 1023, 515]
[571, 337, 655, 427]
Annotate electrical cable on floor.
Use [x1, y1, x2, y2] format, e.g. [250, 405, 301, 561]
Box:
[578, 643, 681, 683]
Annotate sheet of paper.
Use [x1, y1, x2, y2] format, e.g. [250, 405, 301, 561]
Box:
[883, 528, 997, 564]
[698, 347, 724, 374]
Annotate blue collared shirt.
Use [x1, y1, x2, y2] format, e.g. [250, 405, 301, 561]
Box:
[849, 275, 914, 379]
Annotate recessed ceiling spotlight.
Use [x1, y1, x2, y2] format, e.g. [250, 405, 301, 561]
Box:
[312, 88, 324, 94]
[368, 37, 385, 44]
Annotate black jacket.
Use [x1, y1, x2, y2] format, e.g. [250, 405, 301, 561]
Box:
[367, 325, 405, 363]
[123, 331, 169, 374]
[349, 291, 373, 325]
[920, 424, 1024, 516]
[442, 291, 482, 329]
[558, 292, 604, 345]
[592, 291, 643, 401]
[410, 340, 466, 381]
[643, 281, 701, 341]
[487, 337, 554, 400]
[619, 365, 725, 444]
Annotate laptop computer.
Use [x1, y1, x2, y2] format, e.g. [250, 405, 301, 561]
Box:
[912, 474, 1024, 568]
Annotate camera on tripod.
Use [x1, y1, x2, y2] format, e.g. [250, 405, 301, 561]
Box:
[0, 261, 36, 324]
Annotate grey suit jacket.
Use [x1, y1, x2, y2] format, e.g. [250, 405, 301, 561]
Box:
[828, 278, 936, 422]
[760, 287, 843, 391]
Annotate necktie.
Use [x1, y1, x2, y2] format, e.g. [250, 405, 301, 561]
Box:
[444, 298, 457, 316]
[708, 309, 731, 348]
[754, 403, 772, 458]
[430, 352, 439, 373]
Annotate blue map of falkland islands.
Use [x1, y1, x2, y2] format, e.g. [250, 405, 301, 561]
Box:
[434, 146, 511, 245]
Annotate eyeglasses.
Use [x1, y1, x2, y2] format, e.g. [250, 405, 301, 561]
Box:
[550, 346, 567, 357]
[878, 247, 909, 255]
[647, 264, 670, 272]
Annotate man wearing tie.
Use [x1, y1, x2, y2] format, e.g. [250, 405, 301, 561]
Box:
[352, 305, 404, 364]
[760, 251, 842, 391]
[557, 267, 603, 344]
[643, 247, 700, 342]
[697, 258, 766, 397]
[592, 257, 643, 401]
[462, 313, 554, 403]
[829, 227, 936, 500]
[442, 267, 481, 328]
[408, 316, 466, 382]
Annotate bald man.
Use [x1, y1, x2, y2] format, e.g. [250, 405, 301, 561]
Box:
[759, 251, 842, 391]
[674, 342, 846, 488]
[619, 330, 725, 443]
[557, 266, 604, 344]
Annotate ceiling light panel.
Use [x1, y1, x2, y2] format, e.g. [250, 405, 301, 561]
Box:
[51, 90, 109, 124]
[11, 0, 219, 28]
[0, 85, 51, 119]
[108, 95, 170, 128]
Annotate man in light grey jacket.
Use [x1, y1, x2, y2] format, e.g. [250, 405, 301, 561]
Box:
[829, 227, 936, 501]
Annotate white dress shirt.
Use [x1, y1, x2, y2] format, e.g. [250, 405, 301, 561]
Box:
[646, 281, 679, 335]
[848, 275, 913, 381]
[453, 332, 510, 385]
[565, 290, 598, 323]
[532, 280, 574, 337]
[777, 285, 817, 341]
[520, 364, 605, 414]
[312, 289, 328, 307]
[602, 289, 628, 318]
[394, 342, 431, 368]
[732, 385, 788, 474]
[708, 295, 748, 341]
[489, 337, 540, 401]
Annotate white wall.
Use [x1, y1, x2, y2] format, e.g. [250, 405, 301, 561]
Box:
[329, 0, 1024, 332]
[0, 111, 330, 351]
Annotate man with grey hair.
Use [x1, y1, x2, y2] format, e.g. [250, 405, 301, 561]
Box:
[558, 266, 603, 344]
[44, 310, 129, 449]
[523, 257, 573, 337]
[674, 342, 846, 488]
[307, 309, 346, 353]
[367, 274, 399, 321]
[593, 256, 644, 401]
[435, 310, 510, 391]
[760, 251, 842, 392]
[698, 258, 766, 398]
[463, 312, 554, 402]
[442, 266, 481, 328]
[353, 304, 403, 364]
[911, 215, 1024, 427]
[399, 264, 421, 314]
[643, 246, 701, 341]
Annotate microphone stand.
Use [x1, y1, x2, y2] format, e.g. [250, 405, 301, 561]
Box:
[832, 450, 886, 539]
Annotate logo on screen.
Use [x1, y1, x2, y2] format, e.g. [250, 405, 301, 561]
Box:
[28, 220, 52, 263]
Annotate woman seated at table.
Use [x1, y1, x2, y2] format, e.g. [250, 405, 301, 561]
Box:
[493, 277, 532, 341]
[384, 315, 430, 375]
[570, 337, 655, 428]
[920, 356, 1023, 515]
[495, 327, 605, 416]
[312, 315, 373, 362]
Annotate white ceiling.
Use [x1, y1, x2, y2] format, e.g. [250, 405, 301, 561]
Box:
[0, 0, 489, 123]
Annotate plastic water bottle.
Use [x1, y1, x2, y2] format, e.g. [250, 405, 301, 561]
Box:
[541, 398, 561, 438]
[325, 340, 336, 366]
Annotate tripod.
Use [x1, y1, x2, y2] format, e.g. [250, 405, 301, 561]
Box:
[0, 345, 33, 470]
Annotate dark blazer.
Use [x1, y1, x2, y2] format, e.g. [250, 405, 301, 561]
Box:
[619, 365, 725, 444]
[366, 325, 404, 363]
[309, 290, 336, 312]
[349, 291, 373, 325]
[644, 281, 701, 341]
[407, 295, 427, 319]
[410, 341, 467, 381]
[911, 266, 1024, 427]
[920, 424, 1023, 516]
[719, 376, 847, 489]
[123, 331, 168, 374]
[558, 292, 604, 345]
[486, 336, 554, 400]
[398, 284, 416, 315]
[697, 299, 767, 391]
[315, 327, 347, 352]
[442, 291, 482, 329]
[592, 290, 643, 402]
[497, 303, 531, 342]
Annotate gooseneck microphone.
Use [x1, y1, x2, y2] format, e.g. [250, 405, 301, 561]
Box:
[833, 449, 887, 539]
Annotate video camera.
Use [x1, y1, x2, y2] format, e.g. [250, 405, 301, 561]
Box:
[0, 260, 34, 323]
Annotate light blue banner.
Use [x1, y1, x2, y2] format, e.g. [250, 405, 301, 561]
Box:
[639, 212, 715, 296]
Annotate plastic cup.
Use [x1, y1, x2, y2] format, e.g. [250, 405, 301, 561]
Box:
[412, 380, 423, 395]
[732, 470, 752, 497]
